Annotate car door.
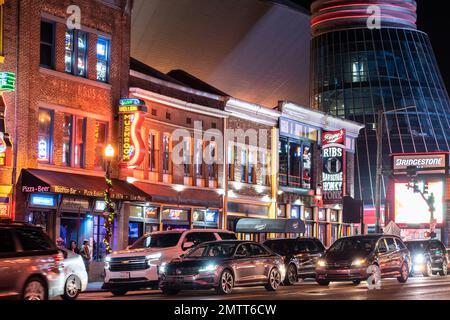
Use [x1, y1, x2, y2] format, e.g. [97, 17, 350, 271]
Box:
[429, 240, 444, 269]
[0, 229, 18, 296]
[293, 240, 310, 275]
[233, 244, 255, 284]
[385, 237, 400, 273]
[376, 238, 390, 276]
[249, 244, 271, 282]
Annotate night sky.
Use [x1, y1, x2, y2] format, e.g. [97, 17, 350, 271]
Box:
[290, 0, 450, 92]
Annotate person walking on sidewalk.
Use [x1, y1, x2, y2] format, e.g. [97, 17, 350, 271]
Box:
[80, 240, 92, 276]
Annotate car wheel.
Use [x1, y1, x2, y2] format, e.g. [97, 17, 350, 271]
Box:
[161, 287, 180, 295]
[422, 261, 432, 277]
[439, 261, 448, 276]
[110, 289, 128, 296]
[217, 269, 234, 295]
[283, 264, 298, 286]
[62, 275, 81, 300]
[317, 280, 330, 286]
[265, 268, 282, 291]
[23, 277, 47, 301]
[352, 280, 361, 285]
[397, 262, 409, 283]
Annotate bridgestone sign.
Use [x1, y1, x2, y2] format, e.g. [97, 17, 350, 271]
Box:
[393, 154, 447, 174]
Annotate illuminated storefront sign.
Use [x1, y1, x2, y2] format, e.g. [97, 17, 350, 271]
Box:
[0, 72, 15, 92]
[30, 194, 57, 208]
[394, 181, 444, 225]
[0, 197, 9, 219]
[0, 94, 12, 167]
[393, 153, 447, 174]
[119, 98, 147, 168]
[322, 129, 346, 204]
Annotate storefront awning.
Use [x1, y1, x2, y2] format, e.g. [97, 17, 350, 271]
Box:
[134, 181, 222, 208]
[236, 218, 305, 234]
[20, 169, 151, 202]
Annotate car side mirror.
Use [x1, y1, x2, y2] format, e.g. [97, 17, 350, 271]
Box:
[182, 242, 195, 251]
[378, 247, 387, 254]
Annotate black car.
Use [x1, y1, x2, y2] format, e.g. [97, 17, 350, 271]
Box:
[316, 235, 411, 286]
[405, 239, 448, 277]
[264, 238, 325, 285]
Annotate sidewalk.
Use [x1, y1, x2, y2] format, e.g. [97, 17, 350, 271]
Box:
[86, 282, 106, 293]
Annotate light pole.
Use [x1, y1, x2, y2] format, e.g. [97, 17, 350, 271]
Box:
[374, 106, 417, 234]
[103, 144, 115, 254]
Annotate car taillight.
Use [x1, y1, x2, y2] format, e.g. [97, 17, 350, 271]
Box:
[53, 252, 64, 262]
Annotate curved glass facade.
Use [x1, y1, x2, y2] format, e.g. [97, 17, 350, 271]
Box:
[311, 27, 450, 205]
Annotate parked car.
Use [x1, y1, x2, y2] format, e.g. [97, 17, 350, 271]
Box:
[58, 248, 88, 300]
[316, 235, 411, 286]
[159, 240, 285, 295]
[0, 223, 65, 300]
[263, 238, 325, 285]
[103, 229, 236, 296]
[405, 239, 448, 277]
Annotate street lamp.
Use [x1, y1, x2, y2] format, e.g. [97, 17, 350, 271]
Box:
[374, 106, 417, 234]
[103, 144, 115, 254]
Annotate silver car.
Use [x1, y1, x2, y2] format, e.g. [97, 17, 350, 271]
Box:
[0, 223, 65, 300]
[58, 248, 88, 300]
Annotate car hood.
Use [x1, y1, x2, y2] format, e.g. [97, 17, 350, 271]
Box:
[324, 251, 369, 262]
[109, 247, 172, 258]
[168, 257, 226, 268]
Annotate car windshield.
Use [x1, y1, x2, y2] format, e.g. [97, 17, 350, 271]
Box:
[186, 243, 237, 258]
[329, 238, 377, 254]
[405, 241, 428, 252]
[130, 233, 182, 249]
[264, 240, 296, 255]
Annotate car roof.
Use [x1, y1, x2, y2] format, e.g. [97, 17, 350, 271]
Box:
[337, 234, 401, 241]
[0, 222, 44, 230]
[196, 240, 258, 246]
[145, 229, 234, 236]
[264, 237, 320, 242]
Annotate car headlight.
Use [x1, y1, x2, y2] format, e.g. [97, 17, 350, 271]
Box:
[105, 256, 111, 262]
[279, 265, 286, 277]
[104, 256, 111, 270]
[159, 262, 167, 274]
[146, 253, 162, 267]
[199, 264, 218, 273]
[351, 259, 367, 267]
[414, 254, 425, 264]
[317, 259, 327, 268]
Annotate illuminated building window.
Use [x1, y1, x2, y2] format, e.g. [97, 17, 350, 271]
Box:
[240, 147, 247, 183]
[96, 37, 110, 82]
[260, 151, 271, 186]
[183, 138, 191, 177]
[38, 109, 53, 163]
[227, 144, 235, 181]
[162, 134, 171, 174]
[194, 139, 203, 178]
[40, 20, 55, 69]
[208, 142, 217, 180]
[148, 132, 158, 172]
[62, 114, 87, 168]
[247, 149, 256, 184]
[279, 137, 314, 189]
[94, 121, 108, 170]
[65, 29, 88, 78]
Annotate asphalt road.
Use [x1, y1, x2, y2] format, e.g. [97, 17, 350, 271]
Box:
[77, 276, 450, 300]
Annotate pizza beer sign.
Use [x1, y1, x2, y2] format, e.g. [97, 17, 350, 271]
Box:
[322, 129, 346, 204]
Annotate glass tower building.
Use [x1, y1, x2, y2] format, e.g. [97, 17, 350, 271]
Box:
[310, 0, 450, 205]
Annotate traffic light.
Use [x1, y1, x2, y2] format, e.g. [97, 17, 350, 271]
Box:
[423, 182, 429, 195]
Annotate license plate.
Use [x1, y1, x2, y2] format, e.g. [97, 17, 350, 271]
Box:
[119, 272, 130, 279]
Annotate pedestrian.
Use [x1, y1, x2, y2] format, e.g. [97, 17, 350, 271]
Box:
[56, 237, 65, 250]
[80, 240, 92, 275]
[68, 240, 80, 255]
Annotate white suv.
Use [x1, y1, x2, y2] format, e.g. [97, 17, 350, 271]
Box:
[102, 229, 236, 296]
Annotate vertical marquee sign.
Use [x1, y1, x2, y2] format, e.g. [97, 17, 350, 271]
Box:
[118, 98, 147, 168]
[321, 129, 346, 205]
[0, 72, 15, 167]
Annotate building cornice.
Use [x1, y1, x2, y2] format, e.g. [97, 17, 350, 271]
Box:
[130, 70, 226, 103]
[280, 101, 364, 138]
[129, 87, 230, 119]
[225, 98, 281, 126]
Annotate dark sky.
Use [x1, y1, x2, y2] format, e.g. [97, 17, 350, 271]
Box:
[290, 0, 450, 92]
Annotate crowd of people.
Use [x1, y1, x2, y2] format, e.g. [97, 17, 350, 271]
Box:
[56, 238, 92, 274]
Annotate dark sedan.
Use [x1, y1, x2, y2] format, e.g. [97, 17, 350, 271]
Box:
[264, 238, 325, 285]
[316, 235, 411, 286]
[159, 240, 285, 295]
[405, 239, 448, 277]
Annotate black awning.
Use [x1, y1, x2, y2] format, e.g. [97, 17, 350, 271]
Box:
[20, 169, 151, 202]
[236, 218, 305, 234]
